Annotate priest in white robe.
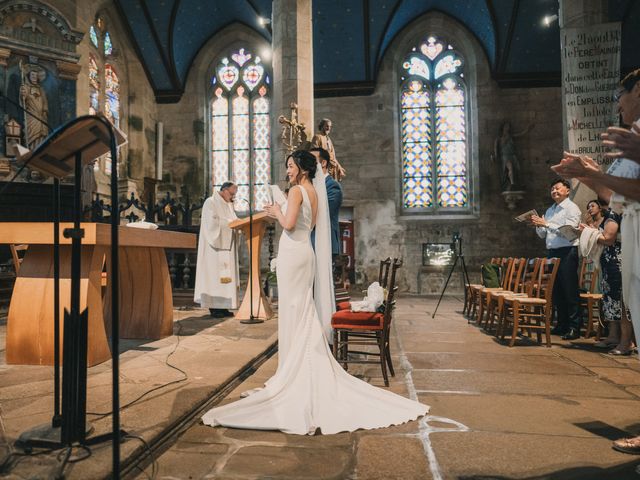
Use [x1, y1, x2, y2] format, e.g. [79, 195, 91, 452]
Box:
[194, 182, 239, 317]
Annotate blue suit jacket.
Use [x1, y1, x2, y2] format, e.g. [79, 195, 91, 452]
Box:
[311, 175, 343, 255]
[325, 175, 343, 255]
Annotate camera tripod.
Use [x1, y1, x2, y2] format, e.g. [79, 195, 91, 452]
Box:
[432, 234, 471, 318]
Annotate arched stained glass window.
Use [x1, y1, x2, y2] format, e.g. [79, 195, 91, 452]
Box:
[88, 18, 122, 175]
[400, 36, 468, 211]
[210, 48, 271, 211]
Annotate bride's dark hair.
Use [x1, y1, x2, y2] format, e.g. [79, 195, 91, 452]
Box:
[287, 150, 317, 181]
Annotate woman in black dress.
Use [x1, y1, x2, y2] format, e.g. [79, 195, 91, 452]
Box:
[584, 200, 633, 355]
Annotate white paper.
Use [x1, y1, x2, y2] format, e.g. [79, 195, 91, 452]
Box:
[270, 185, 287, 207]
[514, 209, 538, 223]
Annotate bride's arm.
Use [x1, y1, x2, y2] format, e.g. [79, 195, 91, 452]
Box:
[264, 186, 302, 231]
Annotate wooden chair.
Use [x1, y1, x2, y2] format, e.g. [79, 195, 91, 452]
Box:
[464, 257, 500, 317]
[484, 258, 543, 334]
[331, 258, 401, 386]
[481, 257, 526, 330]
[462, 257, 502, 319]
[10, 244, 28, 275]
[337, 257, 391, 311]
[578, 257, 602, 339]
[497, 258, 561, 347]
[469, 257, 511, 323]
[476, 257, 517, 326]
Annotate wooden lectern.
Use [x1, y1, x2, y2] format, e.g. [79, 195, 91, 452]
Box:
[229, 211, 274, 321]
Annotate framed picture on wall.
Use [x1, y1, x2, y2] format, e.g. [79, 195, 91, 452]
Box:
[422, 243, 454, 266]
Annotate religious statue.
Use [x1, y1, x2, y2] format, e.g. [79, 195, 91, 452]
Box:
[278, 102, 308, 152]
[19, 62, 49, 150]
[81, 160, 98, 215]
[311, 118, 346, 181]
[492, 121, 533, 191]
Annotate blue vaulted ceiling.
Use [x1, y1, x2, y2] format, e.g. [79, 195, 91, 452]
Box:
[113, 0, 640, 102]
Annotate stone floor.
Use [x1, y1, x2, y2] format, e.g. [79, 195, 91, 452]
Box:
[2, 297, 640, 479]
[138, 297, 640, 480]
[0, 306, 278, 479]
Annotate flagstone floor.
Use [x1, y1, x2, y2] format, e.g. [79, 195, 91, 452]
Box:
[3, 296, 640, 479]
[139, 297, 640, 480]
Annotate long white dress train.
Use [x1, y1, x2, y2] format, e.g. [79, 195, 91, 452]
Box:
[202, 184, 428, 435]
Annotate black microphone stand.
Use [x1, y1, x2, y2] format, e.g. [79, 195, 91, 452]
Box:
[432, 233, 471, 318]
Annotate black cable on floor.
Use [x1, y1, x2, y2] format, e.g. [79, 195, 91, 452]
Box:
[125, 433, 157, 480]
[87, 322, 188, 419]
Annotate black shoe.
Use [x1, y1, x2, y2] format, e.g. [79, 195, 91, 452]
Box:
[551, 325, 568, 335]
[562, 329, 580, 340]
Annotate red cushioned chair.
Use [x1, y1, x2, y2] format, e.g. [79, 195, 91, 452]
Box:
[331, 258, 401, 386]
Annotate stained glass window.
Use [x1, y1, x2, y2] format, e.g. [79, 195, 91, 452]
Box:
[88, 19, 122, 175]
[400, 36, 468, 211]
[210, 48, 271, 211]
[88, 54, 100, 115]
[104, 64, 120, 128]
[89, 25, 99, 48]
[104, 31, 113, 55]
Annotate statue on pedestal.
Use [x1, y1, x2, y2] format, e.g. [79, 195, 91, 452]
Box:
[311, 118, 346, 181]
[492, 121, 533, 192]
[19, 63, 49, 151]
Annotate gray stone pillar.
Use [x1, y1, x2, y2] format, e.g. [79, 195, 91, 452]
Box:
[271, 0, 314, 184]
[560, 0, 610, 209]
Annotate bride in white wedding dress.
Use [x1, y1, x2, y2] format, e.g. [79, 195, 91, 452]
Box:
[201, 150, 428, 435]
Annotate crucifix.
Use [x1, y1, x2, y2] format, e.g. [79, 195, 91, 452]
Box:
[278, 102, 308, 153]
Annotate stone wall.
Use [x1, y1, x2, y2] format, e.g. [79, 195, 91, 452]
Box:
[315, 12, 563, 294]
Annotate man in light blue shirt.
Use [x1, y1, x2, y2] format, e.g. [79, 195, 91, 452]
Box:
[531, 179, 582, 339]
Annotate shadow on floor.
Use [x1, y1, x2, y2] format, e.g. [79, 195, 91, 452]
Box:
[459, 457, 640, 479]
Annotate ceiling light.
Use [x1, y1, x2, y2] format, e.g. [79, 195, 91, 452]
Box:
[542, 14, 558, 27]
[258, 16, 271, 26]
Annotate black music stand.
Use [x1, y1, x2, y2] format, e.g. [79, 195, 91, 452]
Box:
[13, 115, 127, 477]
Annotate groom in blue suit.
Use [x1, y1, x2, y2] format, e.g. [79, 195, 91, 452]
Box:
[310, 147, 343, 258]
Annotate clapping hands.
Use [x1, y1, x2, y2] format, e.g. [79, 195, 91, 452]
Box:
[601, 123, 640, 163]
[551, 152, 599, 179]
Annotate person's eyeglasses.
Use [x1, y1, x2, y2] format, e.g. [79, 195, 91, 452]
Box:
[614, 89, 627, 102]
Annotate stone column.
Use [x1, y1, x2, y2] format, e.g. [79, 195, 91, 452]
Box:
[271, 0, 314, 184]
[559, 0, 610, 209]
